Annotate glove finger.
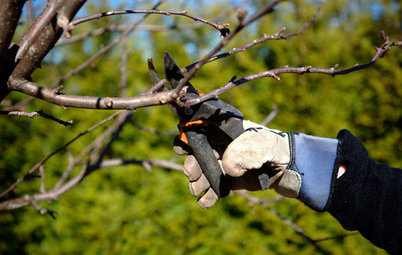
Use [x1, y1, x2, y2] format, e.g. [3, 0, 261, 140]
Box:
[198, 188, 219, 209]
[173, 135, 190, 156]
[183, 155, 202, 181]
[189, 174, 210, 196]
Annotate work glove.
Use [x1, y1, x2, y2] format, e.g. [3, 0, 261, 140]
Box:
[174, 120, 339, 211]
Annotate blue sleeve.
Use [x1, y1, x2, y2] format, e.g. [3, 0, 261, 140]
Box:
[288, 132, 339, 211]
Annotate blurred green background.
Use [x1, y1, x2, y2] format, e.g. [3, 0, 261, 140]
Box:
[0, 0, 400, 254]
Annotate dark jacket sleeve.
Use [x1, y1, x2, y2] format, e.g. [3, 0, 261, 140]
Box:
[327, 129, 402, 255]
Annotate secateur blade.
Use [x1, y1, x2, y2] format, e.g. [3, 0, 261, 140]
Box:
[147, 57, 177, 114]
[163, 51, 199, 97]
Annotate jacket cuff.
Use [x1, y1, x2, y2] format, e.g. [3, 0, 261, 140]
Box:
[288, 133, 339, 211]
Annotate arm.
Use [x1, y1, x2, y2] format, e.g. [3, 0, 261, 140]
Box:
[328, 130, 402, 255]
[175, 124, 401, 254]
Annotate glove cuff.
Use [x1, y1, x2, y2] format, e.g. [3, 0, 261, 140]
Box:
[288, 133, 339, 211]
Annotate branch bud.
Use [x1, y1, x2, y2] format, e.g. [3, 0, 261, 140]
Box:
[57, 14, 71, 38]
[237, 9, 248, 25]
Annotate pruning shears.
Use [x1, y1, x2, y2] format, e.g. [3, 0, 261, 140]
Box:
[148, 52, 269, 199]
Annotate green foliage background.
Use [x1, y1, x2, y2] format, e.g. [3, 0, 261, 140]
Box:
[1, 0, 400, 254]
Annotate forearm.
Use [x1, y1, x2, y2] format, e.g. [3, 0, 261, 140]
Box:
[327, 130, 402, 255]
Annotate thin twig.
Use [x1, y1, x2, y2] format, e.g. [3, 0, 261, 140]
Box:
[0, 155, 182, 211]
[66, 9, 228, 37]
[0, 110, 73, 126]
[53, 112, 129, 190]
[132, 0, 321, 95]
[235, 190, 286, 204]
[182, 0, 324, 72]
[120, 33, 129, 97]
[27, 0, 34, 26]
[39, 165, 46, 193]
[55, 24, 205, 46]
[260, 104, 278, 126]
[56, 0, 251, 47]
[182, 34, 401, 106]
[86, 112, 133, 176]
[99, 158, 182, 171]
[173, 0, 282, 97]
[24, 195, 56, 219]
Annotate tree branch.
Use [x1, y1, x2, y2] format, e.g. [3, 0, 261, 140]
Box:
[6, 0, 320, 110]
[55, 24, 207, 46]
[182, 0, 324, 72]
[7, 77, 179, 110]
[27, 0, 34, 26]
[182, 34, 401, 106]
[5, 1, 163, 111]
[0, 156, 182, 211]
[10, 0, 87, 80]
[56, 0, 249, 47]
[15, 0, 64, 61]
[0, 0, 25, 63]
[0, 0, 25, 102]
[260, 104, 278, 126]
[54, 112, 130, 190]
[99, 158, 182, 171]
[145, 0, 318, 95]
[173, 0, 282, 96]
[0, 110, 73, 126]
[66, 9, 229, 37]
[7, 31, 400, 112]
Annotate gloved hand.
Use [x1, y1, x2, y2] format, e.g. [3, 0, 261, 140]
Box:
[174, 120, 339, 211]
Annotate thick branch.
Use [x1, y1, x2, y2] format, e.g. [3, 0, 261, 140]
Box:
[15, 0, 64, 61]
[10, 0, 87, 80]
[0, 0, 25, 63]
[0, 0, 26, 102]
[8, 77, 179, 110]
